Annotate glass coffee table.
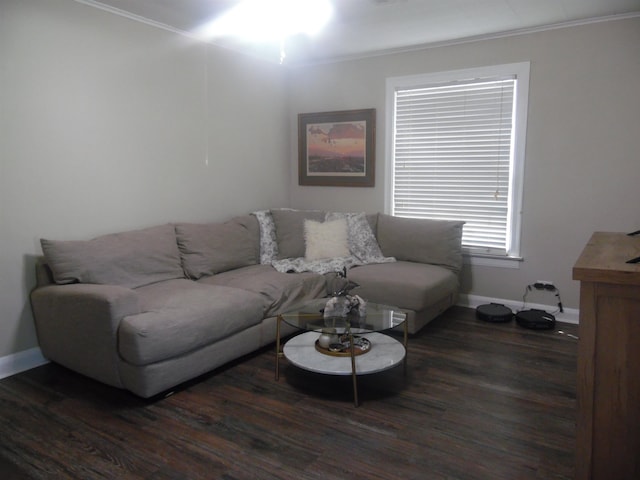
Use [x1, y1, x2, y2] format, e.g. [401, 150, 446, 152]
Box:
[275, 298, 408, 406]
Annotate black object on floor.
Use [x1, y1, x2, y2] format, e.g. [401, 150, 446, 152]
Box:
[476, 303, 513, 323]
[515, 309, 556, 330]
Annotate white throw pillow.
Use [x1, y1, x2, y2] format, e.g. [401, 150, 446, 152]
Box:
[304, 218, 350, 260]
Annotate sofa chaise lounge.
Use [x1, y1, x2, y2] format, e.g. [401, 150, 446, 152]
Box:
[30, 209, 463, 398]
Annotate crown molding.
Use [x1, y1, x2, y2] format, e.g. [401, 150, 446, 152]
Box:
[74, 0, 286, 64]
[73, 1, 640, 67]
[74, 0, 200, 39]
[289, 12, 640, 66]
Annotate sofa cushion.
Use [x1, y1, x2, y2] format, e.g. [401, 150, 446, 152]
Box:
[199, 264, 327, 317]
[175, 215, 259, 279]
[304, 218, 350, 260]
[119, 279, 265, 366]
[377, 214, 464, 273]
[40, 224, 184, 288]
[271, 209, 325, 259]
[348, 261, 459, 312]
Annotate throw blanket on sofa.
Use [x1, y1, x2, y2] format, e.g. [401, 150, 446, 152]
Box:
[252, 210, 395, 275]
[272, 255, 366, 275]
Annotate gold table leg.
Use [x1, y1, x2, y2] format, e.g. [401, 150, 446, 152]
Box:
[403, 320, 408, 376]
[349, 331, 359, 407]
[275, 315, 283, 381]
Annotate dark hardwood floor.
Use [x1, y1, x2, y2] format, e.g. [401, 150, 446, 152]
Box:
[0, 307, 578, 479]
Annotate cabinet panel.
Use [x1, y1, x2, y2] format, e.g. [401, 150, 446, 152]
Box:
[591, 288, 640, 478]
[574, 233, 640, 480]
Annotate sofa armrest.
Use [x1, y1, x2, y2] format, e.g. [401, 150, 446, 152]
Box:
[30, 283, 141, 389]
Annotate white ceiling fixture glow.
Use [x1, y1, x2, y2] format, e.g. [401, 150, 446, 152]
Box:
[196, 0, 333, 43]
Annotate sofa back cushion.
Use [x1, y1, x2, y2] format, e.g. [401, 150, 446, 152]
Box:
[270, 209, 325, 259]
[377, 214, 464, 273]
[41, 224, 184, 288]
[175, 215, 259, 279]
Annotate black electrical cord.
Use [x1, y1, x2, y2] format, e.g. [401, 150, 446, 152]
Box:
[521, 283, 564, 314]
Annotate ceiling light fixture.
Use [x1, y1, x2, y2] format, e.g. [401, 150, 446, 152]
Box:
[196, 0, 333, 63]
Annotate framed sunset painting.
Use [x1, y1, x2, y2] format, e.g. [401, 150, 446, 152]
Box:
[298, 109, 375, 187]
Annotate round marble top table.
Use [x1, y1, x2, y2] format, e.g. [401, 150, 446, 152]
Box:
[283, 331, 406, 376]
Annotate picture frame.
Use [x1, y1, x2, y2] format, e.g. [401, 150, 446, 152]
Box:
[298, 108, 375, 187]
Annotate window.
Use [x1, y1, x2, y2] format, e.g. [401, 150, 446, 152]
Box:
[386, 63, 530, 263]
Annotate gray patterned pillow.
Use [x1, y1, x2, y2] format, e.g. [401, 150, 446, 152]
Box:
[325, 212, 387, 263]
[252, 210, 279, 264]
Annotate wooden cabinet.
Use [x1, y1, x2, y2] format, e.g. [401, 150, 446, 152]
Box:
[573, 232, 640, 479]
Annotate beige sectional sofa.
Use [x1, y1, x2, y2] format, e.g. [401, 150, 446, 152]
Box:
[30, 210, 463, 398]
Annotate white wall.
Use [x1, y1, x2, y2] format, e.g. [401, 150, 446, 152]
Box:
[286, 17, 640, 312]
[0, 0, 290, 358]
[2, 2, 639, 364]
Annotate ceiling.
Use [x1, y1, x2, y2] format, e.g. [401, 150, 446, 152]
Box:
[80, 0, 640, 64]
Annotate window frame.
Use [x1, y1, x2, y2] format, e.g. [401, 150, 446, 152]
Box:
[385, 62, 530, 267]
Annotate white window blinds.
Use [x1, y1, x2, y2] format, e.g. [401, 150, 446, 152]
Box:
[392, 76, 517, 256]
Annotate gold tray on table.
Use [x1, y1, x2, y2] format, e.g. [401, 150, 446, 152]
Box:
[314, 336, 371, 357]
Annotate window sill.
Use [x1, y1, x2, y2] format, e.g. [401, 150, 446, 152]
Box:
[463, 253, 523, 269]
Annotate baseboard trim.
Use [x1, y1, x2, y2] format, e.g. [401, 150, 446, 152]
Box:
[458, 294, 579, 325]
[0, 347, 49, 381]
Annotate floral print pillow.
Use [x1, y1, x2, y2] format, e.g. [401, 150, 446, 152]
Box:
[252, 210, 279, 264]
[325, 211, 390, 263]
